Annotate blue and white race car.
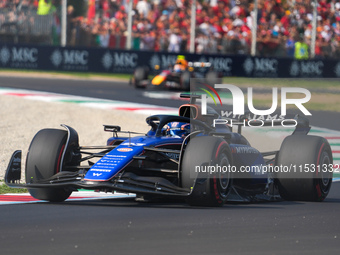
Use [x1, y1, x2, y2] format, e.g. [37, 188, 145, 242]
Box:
[5, 95, 333, 206]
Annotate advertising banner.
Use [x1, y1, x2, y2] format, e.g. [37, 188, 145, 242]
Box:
[0, 44, 339, 78]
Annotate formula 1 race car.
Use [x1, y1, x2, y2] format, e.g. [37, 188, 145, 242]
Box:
[5, 95, 333, 206]
[131, 61, 221, 90]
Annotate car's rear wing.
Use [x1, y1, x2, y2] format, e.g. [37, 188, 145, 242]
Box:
[188, 62, 212, 68]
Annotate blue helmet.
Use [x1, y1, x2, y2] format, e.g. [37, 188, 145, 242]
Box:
[164, 122, 190, 138]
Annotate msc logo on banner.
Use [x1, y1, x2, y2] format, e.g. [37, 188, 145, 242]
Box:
[102, 51, 138, 71]
[243, 57, 278, 77]
[50, 49, 89, 71]
[0, 46, 38, 68]
[289, 61, 324, 77]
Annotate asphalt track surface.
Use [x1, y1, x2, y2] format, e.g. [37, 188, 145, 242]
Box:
[1, 76, 340, 254]
[1, 183, 340, 255]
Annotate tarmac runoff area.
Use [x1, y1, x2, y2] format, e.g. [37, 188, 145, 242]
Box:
[0, 89, 339, 182]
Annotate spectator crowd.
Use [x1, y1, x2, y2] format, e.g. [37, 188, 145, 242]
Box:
[0, 0, 55, 43]
[1, 0, 340, 59]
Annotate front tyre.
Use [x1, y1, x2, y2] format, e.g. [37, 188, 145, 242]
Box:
[26, 129, 73, 202]
[181, 136, 233, 206]
[276, 135, 333, 202]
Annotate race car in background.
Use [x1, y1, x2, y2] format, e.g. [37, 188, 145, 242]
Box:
[131, 56, 222, 90]
[5, 94, 333, 206]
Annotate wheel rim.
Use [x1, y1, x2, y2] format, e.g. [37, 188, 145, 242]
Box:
[320, 152, 331, 189]
[217, 155, 231, 198]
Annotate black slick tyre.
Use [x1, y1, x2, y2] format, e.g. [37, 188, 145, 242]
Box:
[275, 135, 333, 202]
[180, 71, 191, 91]
[134, 67, 148, 88]
[181, 136, 233, 206]
[26, 129, 72, 202]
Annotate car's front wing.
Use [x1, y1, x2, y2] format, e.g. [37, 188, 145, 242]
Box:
[5, 150, 190, 197]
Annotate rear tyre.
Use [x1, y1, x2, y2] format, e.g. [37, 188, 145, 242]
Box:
[26, 129, 73, 202]
[134, 67, 148, 88]
[205, 71, 221, 86]
[181, 136, 233, 206]
[276, 135, 333, 202]
[180, 71, 191, 91]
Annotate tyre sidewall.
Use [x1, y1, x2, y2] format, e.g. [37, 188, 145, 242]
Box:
[25, 129, 72, 202]
[181, 136, 233, 206]
[276, 135, 333, 202]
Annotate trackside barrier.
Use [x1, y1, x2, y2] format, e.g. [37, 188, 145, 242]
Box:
[1, 43, 340, 78]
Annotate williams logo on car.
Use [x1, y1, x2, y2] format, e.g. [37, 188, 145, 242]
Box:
[163, 152, 179, 160]
[117, 148, 134, 152]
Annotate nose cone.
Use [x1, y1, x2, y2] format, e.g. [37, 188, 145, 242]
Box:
[151, 75, 166, 85]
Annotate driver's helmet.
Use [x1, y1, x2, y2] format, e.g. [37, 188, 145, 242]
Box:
[174, 63, 185, 73]
[175, 58, 188, 67]
[174, 55, 188, 72]
[164, 122, 190, 138]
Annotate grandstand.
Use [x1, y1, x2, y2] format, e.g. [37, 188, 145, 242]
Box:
[0, 0, 339, 59]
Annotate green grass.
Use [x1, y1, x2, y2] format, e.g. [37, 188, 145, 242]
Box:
[0, 69, 132, 80]
[0, 181, 27, 194]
